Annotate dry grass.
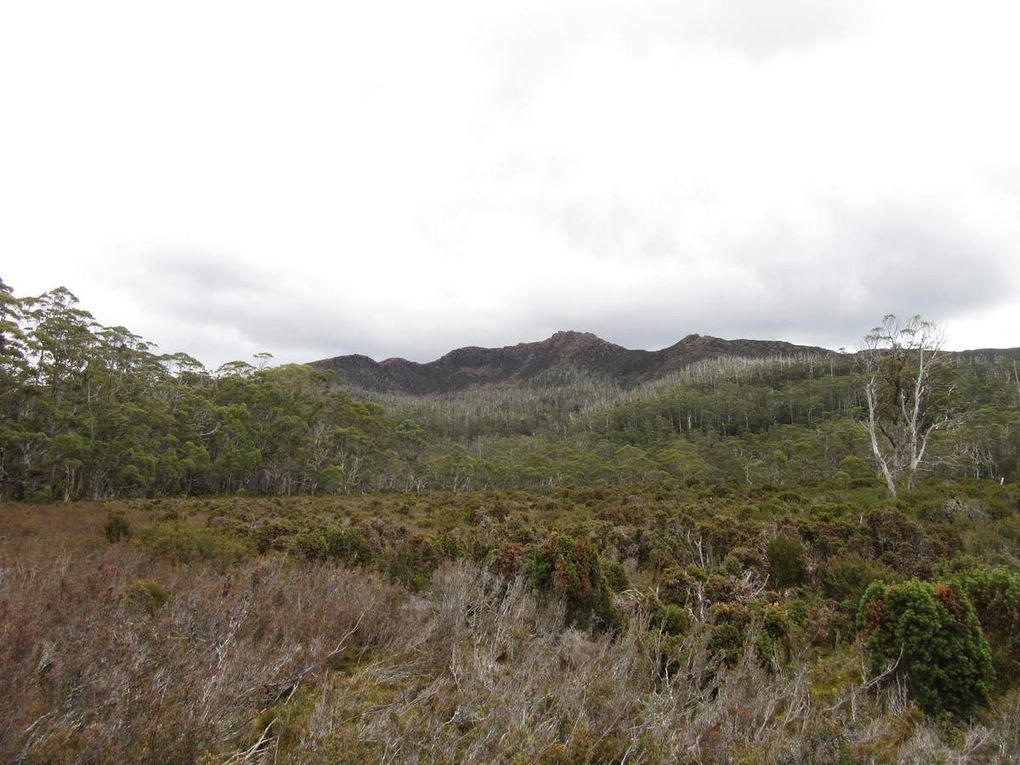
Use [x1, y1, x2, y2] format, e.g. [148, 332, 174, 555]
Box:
[2, 498, 1019, 763]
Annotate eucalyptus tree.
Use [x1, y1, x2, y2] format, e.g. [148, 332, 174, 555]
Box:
[862, 315, 953, 495]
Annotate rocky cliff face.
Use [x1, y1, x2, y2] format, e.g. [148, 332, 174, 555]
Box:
[310, 331, 831, 394]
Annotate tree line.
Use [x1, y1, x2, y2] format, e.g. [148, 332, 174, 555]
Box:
[0, 280, 429, 500]
[2, 278, 1018, 500]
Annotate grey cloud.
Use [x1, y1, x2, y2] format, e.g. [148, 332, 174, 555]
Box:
[622, 0, 877, 59]
[487, 199, 1016, 355]
[738, 200, 1017, 332]
[481, 0, 875, 108]
[105, 251, 502, 365]
[102, 249, 272, 319]
[538, 198, 681, 260]
[104, 192, 1017, 369]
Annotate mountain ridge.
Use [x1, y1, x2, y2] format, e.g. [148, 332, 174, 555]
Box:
[310, 331, 832, 394]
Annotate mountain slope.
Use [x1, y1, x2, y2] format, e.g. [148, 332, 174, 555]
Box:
[310, 331, 831, 394]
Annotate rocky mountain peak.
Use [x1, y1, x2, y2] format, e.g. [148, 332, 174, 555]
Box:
[310, 331, 831, 395]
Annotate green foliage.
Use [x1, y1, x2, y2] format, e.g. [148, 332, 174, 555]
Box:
[754, 603, 791, 667]
[123, 579, 170, 615]
[0, 282, 429, 500]
[602, 559, 629, 592]
[137, 522, 248, 563]
[658, 565, 706, 606]
[818, 554, 900, 609]
[104, 512, 131, 542]
[526, 531, 621, 630]
[654, 604, 691, 637]
[3, 280, 1020, 499]
[294, 524, 375, 565]
[857, 579, 994, 716]
[952, 566, 1020, 683]
[766, 535, 807, 588]
[708, 622, 744, 666]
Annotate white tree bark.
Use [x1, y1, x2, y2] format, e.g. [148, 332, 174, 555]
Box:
[861, 315, 950, 496]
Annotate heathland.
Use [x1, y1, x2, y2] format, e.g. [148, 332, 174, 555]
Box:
[2, 279, 1020, 763]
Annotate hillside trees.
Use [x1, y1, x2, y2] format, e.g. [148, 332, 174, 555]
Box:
[0, 281, 432, 499]
[863, 315, 953, 496]
[4, 276, 1020, 498]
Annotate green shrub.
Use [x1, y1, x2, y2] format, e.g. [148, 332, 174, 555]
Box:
[654, 604, 691, 637]
[708, 622, 744, 666]
[294, 524, 374, 565]
[526, 532, 621, 630]
[860, 509, 952, 577]
[722, 545, 767, 575]
[754, 603, 790, 667]
[658, 565, 705, 606]
[818, 554, 900, 609]
[137, 522, 247, 563]
[952, 565, 1020, 683]
[382, 533, 444, 590]
[857, 579, 994, 716]
[602, 559, 629, 592]
[124, 578, 170, 615]
[766, 535, 807, 588]
[709, 602, 750, 629]
[104, 512, 131, 542]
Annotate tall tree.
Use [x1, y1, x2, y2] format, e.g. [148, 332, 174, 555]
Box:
[862, 314, 952, 495]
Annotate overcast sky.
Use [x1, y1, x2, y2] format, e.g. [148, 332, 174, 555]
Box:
[2, 1, 1019, 366]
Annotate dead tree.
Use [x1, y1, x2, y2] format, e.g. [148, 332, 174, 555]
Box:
[862, 315, 951, 496]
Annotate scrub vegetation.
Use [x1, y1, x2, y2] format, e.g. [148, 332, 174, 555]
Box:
[3, 278, 1020, 763]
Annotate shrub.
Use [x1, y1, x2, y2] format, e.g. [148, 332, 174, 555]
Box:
[654, 604, 691, 637]
[818, 554, 899, 609]
[857, 579, 994, 716]
[754, 603, 790, 667]
[766, 535, 807, 588]
[137, 522, 247, 563]
[294, 524, 374, 565]
[489, 542, 525, 578]
[708, 622, 744, 666]
[859, 509, 952, 577]
[952, 565, 1020, 683]
[722, 545, 767, 575]
[602, 559, 629, 592]
[526, 532, 621, 630]
[104, 512, 131, 542]
[658, 565, 705, 606]
[124, 579, 170, 615]
[382, 533, 444, 589]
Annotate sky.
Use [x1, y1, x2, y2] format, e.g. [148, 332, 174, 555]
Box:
[2, 0, 1019, 367]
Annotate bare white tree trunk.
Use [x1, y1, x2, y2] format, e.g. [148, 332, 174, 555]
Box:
[861, 315, 950, 496]
[865, 375, 898, 496]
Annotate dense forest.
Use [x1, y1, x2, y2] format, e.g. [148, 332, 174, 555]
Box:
[4, 277, 1020, 762]
[2, 279, 1018, 501]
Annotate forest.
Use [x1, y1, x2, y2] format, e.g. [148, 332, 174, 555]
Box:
[3, 277, 1020, 763]
[2, 280, 1018, 501]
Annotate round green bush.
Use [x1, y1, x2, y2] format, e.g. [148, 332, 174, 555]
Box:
[857, 579, 994, 716]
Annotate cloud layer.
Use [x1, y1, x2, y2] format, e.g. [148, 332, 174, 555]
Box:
[2, 0, 1018, 365]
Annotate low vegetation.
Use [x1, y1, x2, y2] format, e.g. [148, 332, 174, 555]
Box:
[4, 479, 1020, 762]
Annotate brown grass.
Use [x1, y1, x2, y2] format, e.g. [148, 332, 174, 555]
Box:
[2, 497, 1019, 763]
